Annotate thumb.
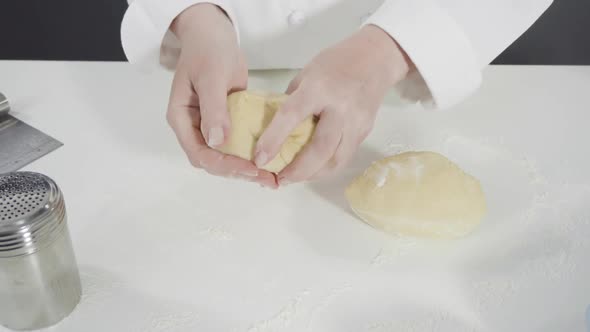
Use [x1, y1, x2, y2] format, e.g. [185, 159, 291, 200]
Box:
[195, 74, 231, 148]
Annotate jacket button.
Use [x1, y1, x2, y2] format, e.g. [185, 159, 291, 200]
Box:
[288, 10, 306, 26]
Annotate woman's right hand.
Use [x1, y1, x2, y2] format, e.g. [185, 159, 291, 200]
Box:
[167, 4, 277, 188]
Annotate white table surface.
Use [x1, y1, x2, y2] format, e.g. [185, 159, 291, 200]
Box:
[0, 61, 589, 332]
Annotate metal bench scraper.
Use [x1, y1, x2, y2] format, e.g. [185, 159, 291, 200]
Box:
[0, 92, 63, 173]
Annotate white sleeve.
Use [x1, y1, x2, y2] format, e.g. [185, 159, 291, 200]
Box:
[121, 0, 239, 69]
[364, 0, 553, 110]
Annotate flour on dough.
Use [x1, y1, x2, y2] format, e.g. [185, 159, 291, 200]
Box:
[346, 151, 486, 239]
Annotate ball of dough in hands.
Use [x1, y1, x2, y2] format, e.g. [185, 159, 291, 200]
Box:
[346, 151, 486, 239]
[216, 90, 317, 173]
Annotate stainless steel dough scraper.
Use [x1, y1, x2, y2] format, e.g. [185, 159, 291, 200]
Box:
[0, 92, 63, 173]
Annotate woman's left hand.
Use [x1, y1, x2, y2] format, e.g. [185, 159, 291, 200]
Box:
[254, 25, 413, 185]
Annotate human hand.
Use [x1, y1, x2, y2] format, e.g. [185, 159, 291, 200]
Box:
[254, 25, 413, 185]
[167, 4, 277, 188]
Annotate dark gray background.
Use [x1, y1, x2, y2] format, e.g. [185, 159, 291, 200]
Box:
[0, 0, 588, 64]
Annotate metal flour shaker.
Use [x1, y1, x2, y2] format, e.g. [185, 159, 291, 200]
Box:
[0, 172, 81, 330]
[0, 92, 9, 117]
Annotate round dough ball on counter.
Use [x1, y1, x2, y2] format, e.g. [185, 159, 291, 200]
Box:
[345, 151, 486, 239]
[215, 90, 317, 173]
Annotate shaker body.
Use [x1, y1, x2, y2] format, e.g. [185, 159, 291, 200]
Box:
[0, 224, 81, 330]
[0, 92, 9, 117]
[0, 172, 82, 330]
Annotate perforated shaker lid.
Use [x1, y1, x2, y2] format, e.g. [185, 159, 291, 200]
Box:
[0, 172, 66, 257]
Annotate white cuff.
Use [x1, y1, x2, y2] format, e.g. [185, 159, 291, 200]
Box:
[121, 0, 239, 69]
[364, 0, 481, 110]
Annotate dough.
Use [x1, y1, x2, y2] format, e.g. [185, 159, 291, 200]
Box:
[345, 151, 486, 239]
[216, 90, 317, 173]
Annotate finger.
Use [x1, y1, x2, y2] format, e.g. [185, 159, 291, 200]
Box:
[168, 69, 276, 186]
[286, 71, 304, 94]
[195, 73, 231, 148]
[278, 110, 343, 184]
[227, 164, 278, 188]
[169, 111, 276, 184]
[167, 68, 205, 158]
[252, 172, 278, 189]
[232, 54, 249, 92]
[310, 135, 357, 181]
[200, 149, 277, 188]
[168, 66, 199, 114]
[311, 116, 374, 181]
[254, 88, 318, 168]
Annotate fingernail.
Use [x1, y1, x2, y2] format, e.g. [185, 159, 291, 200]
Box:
[239, 170, 259, 177]
[207, 127, 224, 147]
[235, 175, 255, 182]
[229, 173, 255, 182]
[255, 151, 269, 167]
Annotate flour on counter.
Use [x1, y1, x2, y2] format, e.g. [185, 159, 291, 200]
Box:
[469, 236, 580, 313]
[365, 311, 477, 332]
[246, 290, 311, 332]
[197, 226, 234, 241]
[518, 156, 547, 185]
[520, 190, 549, 225]
[145, 310, 200, 332]
[306, 285, 354, 331]
[383, 143, 406, 155]
[79, 269, 125, 306]
[370, 238, 420, 267]
[471, 279, 519, 312]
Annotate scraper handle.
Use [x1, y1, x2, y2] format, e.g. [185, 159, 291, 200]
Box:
[0, 92, 10, 117]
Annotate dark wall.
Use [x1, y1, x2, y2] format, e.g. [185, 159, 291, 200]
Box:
[493, 0, 590, 65]
[0, 0, 588, 64]
[0, 0, 128, 61]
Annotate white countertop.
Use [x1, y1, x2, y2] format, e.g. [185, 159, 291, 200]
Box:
[0, 61, 589, 332]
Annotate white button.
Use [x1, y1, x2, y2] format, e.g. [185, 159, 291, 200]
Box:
[288, 10, 306, 26]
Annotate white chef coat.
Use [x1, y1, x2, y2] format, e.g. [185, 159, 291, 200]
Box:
[121, 0, 553, 110]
